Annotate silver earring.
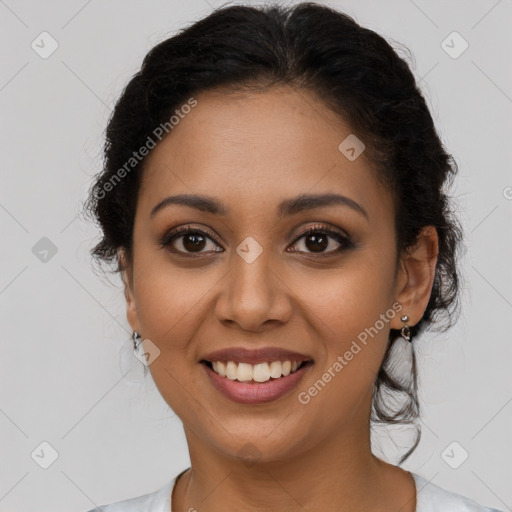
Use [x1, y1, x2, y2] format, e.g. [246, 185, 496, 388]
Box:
[400, 315, 412, 342]
[120, 330, 148, 383]
[132, 330, 142, 352]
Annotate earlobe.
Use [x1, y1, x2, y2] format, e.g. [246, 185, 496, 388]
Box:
[118, 248, 141, 333]
[393, 226, 439, 329]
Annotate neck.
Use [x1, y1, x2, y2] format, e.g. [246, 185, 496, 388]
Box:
[173, 420, 416, 511]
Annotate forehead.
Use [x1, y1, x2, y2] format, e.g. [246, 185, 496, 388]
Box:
[138, 86, 393, 224]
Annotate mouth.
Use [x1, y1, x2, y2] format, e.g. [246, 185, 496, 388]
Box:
[200, 358, 314, 404]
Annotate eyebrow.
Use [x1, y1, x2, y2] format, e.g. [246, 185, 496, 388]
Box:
[150, 193, 368, 220]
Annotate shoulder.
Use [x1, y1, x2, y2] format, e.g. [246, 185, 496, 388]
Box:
[411, 473, 504, 512]
[82, 478, 174, 512]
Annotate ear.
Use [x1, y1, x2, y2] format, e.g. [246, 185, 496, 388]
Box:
[391, 226, 439, 330]
[118, 248, 141, 334]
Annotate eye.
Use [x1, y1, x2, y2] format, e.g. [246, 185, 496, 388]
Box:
[159, 223, 354, 257]
[159, 225, 223, 255]
[288, 224, 354, 256]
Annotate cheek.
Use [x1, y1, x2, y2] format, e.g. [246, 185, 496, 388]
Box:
[132, 263, 212, 413]
[297, 261, 395, 390]
[293, 274, 393, 423]
[133, 255, 218, 340]
[302, 262, 393, 335]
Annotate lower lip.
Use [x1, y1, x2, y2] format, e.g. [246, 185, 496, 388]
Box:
[202, 362, 313, 404]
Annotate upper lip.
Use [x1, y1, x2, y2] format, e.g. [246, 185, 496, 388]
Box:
[200, 347, 314, 365]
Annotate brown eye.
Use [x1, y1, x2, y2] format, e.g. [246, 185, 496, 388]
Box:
[301, 232, 329, 252]
[289, 225, 354, 256]
[160, 226, 223, 254]
[180, 232, 208, 252]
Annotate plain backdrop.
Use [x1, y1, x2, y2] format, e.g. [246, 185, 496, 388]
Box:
[1, 1, 511, 511]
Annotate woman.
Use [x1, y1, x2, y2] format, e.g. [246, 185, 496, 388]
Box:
[82, 3, 502, 511]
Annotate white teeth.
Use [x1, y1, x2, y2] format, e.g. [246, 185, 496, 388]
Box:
[236, 363, 253, 382]
[209, 360, 304, 382]
[226, 361, 238, 380]
[253, 363, 270, 383]
[269, 361, 282, 378]
[213, 361, 226, 377]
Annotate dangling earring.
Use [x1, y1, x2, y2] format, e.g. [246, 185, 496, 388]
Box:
[400, 315, 412, 343]
[385, 313, 414, 385]
[119, 330, 148, 384]
[132, 330, 142, 352]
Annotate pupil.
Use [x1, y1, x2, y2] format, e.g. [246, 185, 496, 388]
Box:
[184, 233, 206, 251]
[306, 233, 327, 252]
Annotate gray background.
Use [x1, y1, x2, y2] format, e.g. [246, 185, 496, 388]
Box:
[1, 0, 511, 510]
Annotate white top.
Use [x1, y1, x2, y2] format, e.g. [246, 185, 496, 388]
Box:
[84, 470, 503, 512]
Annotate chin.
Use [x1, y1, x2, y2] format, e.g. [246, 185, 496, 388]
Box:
[205, 425, 312, 467]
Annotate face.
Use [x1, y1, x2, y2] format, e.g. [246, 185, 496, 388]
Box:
[121, 86, 434, 465]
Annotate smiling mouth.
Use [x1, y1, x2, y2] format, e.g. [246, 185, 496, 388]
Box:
[201, 359, 314, 383]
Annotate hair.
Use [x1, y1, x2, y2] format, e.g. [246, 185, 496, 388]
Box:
[82, 1, 464, 464]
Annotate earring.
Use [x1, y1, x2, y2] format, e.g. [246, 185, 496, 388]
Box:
[400, 315, 412, 343]
[120, 330, 148, 383]
[132, 330, 142, 352]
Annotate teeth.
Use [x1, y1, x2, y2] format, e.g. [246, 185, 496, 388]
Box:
[253, 363, 270, 383]
[269, 361, 282, 378]
[237, 363, 253, 382]
[226, 361, 238, 380]
[209, 360, 304, 382]
[212, 361, 226, 377]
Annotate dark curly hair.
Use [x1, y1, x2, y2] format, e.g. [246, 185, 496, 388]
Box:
[82, 2, 464, 464]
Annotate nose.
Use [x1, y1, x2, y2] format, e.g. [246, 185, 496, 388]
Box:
[214, 246, 293, 332]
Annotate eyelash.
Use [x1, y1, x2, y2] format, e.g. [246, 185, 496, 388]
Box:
[159, 223, 354, 258]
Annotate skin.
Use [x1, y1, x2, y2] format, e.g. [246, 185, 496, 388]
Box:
[120, 85, 439, 512]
